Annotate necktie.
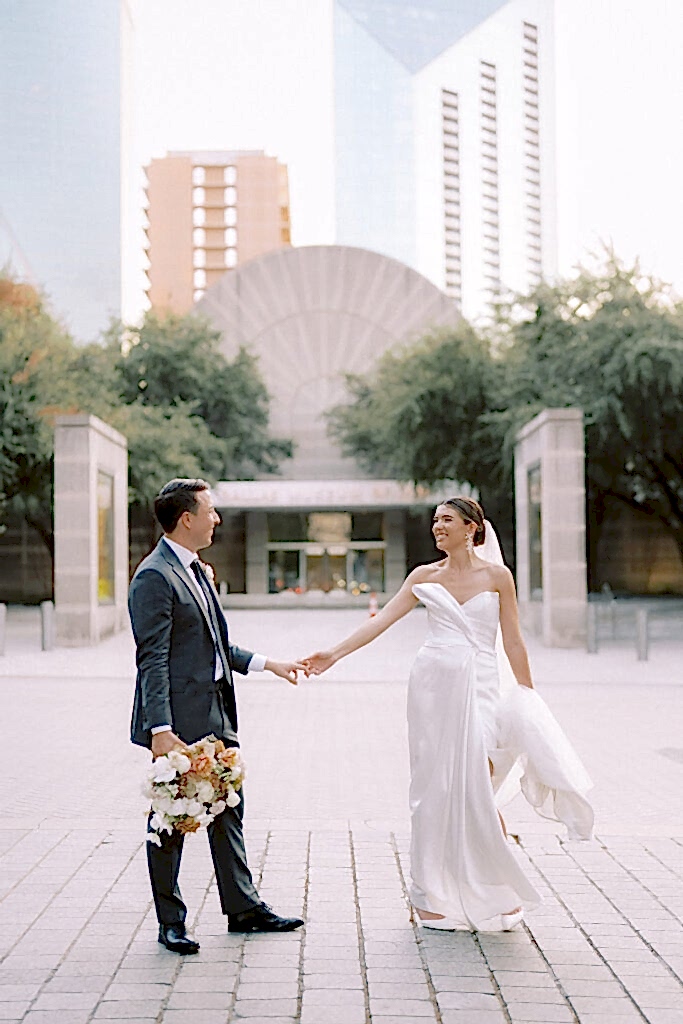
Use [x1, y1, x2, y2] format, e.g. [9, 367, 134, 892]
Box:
[190, 560, 231, 681]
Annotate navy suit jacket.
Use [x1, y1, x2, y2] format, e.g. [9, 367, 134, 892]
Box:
[128, 539, 253, 748]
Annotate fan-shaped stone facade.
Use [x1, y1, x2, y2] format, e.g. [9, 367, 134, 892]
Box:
[196, 245, 460, 480]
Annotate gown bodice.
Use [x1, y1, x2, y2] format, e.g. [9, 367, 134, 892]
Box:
[412, 582, 499, 655]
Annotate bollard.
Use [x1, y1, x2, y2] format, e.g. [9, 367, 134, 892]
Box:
[636, 607, 649, 661]
[586, 603, 598, 653]
[600, 583, 617, 639]
[40, 599, 55, 651]
[0, 603, 6, 656]
[219, 581, 228, 599]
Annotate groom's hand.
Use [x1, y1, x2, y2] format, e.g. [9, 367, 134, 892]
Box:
[302, 651, 336, 676]
[151, 730, 185, 759]
[265, 659, 307, 685]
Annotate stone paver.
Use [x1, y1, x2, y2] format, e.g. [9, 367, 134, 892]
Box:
[1, 607, 682, 1022]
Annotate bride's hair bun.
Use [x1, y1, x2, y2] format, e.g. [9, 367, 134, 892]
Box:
[443, 497, 486, 545]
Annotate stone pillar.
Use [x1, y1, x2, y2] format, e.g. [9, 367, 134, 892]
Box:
[384, 509, 407, 595]
[514, 408, 587, 647]
[245, 512, 268, 594]
[54, 414, 128, 646]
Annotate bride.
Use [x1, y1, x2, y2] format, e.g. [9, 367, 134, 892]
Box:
[303, 497, 594, 932]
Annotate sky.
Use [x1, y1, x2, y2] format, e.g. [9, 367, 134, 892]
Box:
[124, 0, 337, 320]
[124, 0, 683, 321]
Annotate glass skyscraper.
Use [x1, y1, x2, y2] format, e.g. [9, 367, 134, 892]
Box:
[0, 1, 123, 339]
[333, 1, 508, 269]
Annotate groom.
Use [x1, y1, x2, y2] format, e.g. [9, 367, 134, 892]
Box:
[129, 478, 305, 953]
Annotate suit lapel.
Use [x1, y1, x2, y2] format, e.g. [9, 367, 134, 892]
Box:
[158, 540, 216, 638]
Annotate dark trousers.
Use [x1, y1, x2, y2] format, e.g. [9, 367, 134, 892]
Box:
[147, 688, 259, 924]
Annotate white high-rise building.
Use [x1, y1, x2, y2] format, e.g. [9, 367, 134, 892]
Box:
[406, 0, 556, 318]
[333, 0, 683, 320]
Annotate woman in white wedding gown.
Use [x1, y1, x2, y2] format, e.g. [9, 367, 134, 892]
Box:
[304, 497, 594, 933]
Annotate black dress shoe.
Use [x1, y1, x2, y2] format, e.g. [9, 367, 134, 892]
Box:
[158, 923, 200, 954]
[228, 902, 304, 933]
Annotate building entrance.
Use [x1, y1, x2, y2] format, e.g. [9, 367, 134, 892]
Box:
[266, 510, 386, 595]
[268, 543, 384, 595]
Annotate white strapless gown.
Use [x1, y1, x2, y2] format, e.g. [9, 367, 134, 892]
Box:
[408, 583, 594, 932]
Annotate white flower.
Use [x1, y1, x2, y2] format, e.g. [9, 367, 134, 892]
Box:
[150, 812, 171, 834]
[150, 803, 172, 824]
[184, 799, 203, 818]
[151, 757, 178, 784]
[196, 780, 215, 804]
[226, 788, 240, 808]
[210, 800, 226, 816]
[170, 798, 188, 816]
[167, 750, 191, 774]
[147, 832, 162, 846]
[194, 812, 213, 828]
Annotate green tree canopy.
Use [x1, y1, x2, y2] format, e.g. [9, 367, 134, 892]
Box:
[0, 283, 292, 551]
[328, 257, 683, 565]
[328, 324, 495, 488]
[487, 258, 683, 559]
[107, 314, 292, 479]
[0, 281, 78, 549]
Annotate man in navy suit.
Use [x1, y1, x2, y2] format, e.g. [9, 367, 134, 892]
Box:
[129, 478, 304, 953]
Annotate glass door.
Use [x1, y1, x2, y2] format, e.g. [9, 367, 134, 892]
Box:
[305, 547, 327, 592]
[268, 549, 302, 593]
[305, 546, 348, 592]
[268, 540, 385, 594]
[327, 545, 348, 592]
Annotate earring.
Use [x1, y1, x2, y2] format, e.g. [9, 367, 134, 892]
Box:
[466, 534, 474, 554]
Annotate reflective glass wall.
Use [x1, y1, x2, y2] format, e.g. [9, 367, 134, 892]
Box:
[333, 3, 416, 267]
[267, 511, 385, 594]
[0, 1, 121, 339]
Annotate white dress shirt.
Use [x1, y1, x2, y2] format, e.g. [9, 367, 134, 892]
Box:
[151, 537, 267, 735]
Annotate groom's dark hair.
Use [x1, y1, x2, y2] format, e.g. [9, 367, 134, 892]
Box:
[155, 478, 211, 532]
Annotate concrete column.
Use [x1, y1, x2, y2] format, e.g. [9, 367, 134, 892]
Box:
[384, 509, 407, 595]
[54, 415, 128, 646]
[515, 408, 587, 647]
[245, 512, 268, 594]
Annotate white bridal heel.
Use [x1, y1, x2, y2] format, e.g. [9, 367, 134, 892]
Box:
[415, 910, 458, 931]
[501, 908, 524, 931]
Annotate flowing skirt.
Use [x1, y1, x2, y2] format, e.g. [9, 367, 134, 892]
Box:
[407, 639, 594, 931]
[407, 642, 541, 930]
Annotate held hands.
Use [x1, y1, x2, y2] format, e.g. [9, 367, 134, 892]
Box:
[301, 650, 337, 676]
[265, 658, 308, 685]
[263, 653, 339, 681]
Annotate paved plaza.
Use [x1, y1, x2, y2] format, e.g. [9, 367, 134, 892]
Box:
[0, 606, 682, 1024]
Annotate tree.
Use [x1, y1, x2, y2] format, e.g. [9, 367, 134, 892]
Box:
[328, 325, 496, 488]
[0, 283, 293, 557]
[110, 403, 228, 507]
[108, 314, 292, 480]
[487, 257, 683, 564]
[326, 324, 516, 550]
[0, 281, 79, 552]
[327, 258, 683, 572]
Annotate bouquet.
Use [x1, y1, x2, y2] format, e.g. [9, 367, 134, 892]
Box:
[144, 736, 244, 846]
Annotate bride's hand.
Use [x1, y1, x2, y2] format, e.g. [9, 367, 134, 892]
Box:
[302, 650, 337, 676]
